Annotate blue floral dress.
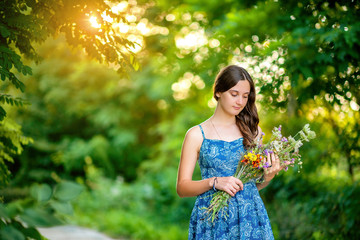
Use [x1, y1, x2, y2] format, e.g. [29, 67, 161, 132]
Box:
[188, 125, 274, 240]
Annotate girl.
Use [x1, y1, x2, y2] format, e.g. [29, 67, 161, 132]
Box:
[176, 65, 283, 239]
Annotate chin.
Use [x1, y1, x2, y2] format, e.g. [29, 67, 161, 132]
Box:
[235, 108, 244, 114]
[229, 110, 242, 116]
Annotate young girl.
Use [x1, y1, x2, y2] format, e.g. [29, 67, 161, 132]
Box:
[176, 65, 284, 239]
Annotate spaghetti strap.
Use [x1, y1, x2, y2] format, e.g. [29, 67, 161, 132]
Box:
[198, 125, 205, 139]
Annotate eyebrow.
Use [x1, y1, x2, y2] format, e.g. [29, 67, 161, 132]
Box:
[229, 90, 250, 94]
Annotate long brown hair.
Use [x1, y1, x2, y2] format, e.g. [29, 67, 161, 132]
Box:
[213, 65, 259, 148]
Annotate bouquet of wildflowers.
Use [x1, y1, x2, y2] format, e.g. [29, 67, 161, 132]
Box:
[204, 124, 316, 222]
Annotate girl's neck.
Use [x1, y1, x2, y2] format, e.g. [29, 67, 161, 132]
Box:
[211, 105, 236, 126]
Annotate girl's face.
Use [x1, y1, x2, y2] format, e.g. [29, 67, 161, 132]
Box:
[216, 80, 250, 116]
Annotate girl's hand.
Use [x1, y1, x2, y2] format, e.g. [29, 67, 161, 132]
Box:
[264, 152, 289, 181]
[214, 176, 243, 197]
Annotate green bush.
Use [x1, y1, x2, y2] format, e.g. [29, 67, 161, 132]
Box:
[1, 181, 83, 240]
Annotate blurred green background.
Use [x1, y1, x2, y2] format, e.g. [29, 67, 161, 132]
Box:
[1, 0, 359, 239]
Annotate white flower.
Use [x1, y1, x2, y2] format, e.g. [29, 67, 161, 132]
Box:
[294, 140, 303, 152]
[307, 130, 316, 140]
[288, 136, 296, 145]
[272, 140, 282, 152]
[299, 130, 309, 142]
[303, 124, 316, 140]
[272, 126, 282, 139]
[303, 124, 311, 135]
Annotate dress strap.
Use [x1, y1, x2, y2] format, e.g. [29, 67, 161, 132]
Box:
[198, 125, 206, 139]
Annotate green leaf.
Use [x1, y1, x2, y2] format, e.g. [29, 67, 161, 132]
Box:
[12, 221, 43, 240]
[50, 200, 73, 215]
[19, 208, 62, 227]
[0, 25, 10, 38]
[30, 184, 52, 202]
[2, 202, 21, 219]
[0, 106, 6, 121]
[53, 181, 84, 202]
[0, 204, 10, 221]
[23, 65, 32, 75]
[300, 66, 313, 78]
[0, 225, 25, 240]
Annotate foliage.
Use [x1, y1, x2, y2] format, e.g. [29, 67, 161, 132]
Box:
[0, 0, 141, 239]
[262, 173, 360, 240]
[69, 162, 189, 240]
[0, 181, 83, 240]
[0, 118, 32, 185]
[135, 1, 360, 236]
[1, 0, 359, 239]
[143, 0, 360, 175]
[6, 36, 161, 185]
[0, 0, 140, 184]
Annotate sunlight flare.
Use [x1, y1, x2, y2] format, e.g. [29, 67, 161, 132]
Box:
[89, 16, 101, 28]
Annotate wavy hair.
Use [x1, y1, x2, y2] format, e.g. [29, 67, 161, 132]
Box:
[213, 65, 259, 148]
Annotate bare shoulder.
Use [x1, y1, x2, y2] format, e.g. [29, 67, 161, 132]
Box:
[185, 125, 203, 142]
[183, 125, 203, 151]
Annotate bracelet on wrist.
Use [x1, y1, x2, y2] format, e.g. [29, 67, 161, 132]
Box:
[212, 177, 218, 192]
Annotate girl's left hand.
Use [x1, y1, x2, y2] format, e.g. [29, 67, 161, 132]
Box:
[264, 152, 286, 182]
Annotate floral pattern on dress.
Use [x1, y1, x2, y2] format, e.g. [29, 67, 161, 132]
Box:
[188, 125, 274, 240]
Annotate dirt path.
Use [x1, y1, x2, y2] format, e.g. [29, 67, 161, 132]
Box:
[38, 225, 125, 240]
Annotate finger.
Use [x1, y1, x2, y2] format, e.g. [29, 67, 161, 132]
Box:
[271, 153, 278, 169]
[227, 189, 235, 197]
[267, 152, 271, 167]
[231, 186, 238, 193]
[270, 152, 276, 168]
[234, 183, 242, 191]
[274, 154, 280, 168]
[234, 179, 244, 190]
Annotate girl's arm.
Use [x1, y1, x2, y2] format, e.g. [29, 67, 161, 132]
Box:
[176, 126, 214, 198]
[256, 153, 281, 190]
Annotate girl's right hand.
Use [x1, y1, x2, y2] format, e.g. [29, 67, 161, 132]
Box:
[214, 176, 243, 196]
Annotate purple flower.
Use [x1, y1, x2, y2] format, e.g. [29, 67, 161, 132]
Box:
[263, 162, 271, 168]
[278, 125, 282, 131]
[264, 149, 269, 155]
[261, 132, 265, 136]
[281, 137, 288, 142]
[284, 166, 288, 171]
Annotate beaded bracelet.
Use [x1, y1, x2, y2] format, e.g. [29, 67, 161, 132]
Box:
[212, 177, 218, 192]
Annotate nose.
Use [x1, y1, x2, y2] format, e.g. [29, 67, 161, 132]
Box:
[236, 96, 244, 106]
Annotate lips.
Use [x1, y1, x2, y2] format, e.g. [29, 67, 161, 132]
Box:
[233, 106, 241, 110]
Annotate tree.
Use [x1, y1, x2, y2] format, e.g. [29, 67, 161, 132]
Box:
[11, 36, 161, 184]
[143, 0, 360, 176]
[0, 1, 140, 239]
[132, 1, 360, 238]
[0, 0, 138, 184]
